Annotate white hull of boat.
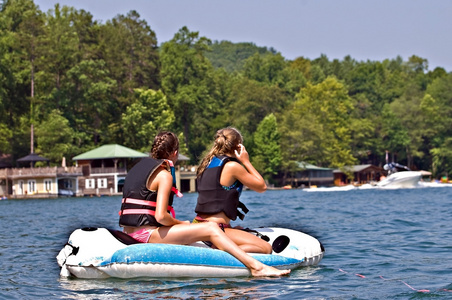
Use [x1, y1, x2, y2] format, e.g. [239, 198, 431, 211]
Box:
[377, 171, 422, 188]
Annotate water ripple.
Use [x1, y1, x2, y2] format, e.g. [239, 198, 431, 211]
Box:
[1, 188, 452, 299]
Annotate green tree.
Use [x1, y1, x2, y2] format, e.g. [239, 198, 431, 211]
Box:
[35, 109, 76, 164]
[347, 60, 407, 114]
[40, 4, 80, 112]
[196, 67, 234, 135]
[10, 116, 34, 160]
[227, 77, 289, 139]
[10, 0, 45, 123]
[242, 52, 287, 85]
[430, 138, 452, 178]
[348, 93, 380, 165]
[422, 74, 452, 176]
[0, 0, 45, 157]
[70, 8, 100, 61]
[0, 123, 12, 153]
[279, 100, 324, 181]
[252, 114, 282, 181]
[388, 85, 426, 167]
[62, 59, 116, 145]
[290, 57, 312, 81]
[380, 104, 410, 163]
[0, 1, 14, 123]
[280, 77, 356, 168]
[206, 40, 272, 73]
[160, 26, 219, 160]
[99, 10, 160, 107]
[122, 89, 175, 153]
[0, 0, 38, 118]
[279, 61, 308, 96]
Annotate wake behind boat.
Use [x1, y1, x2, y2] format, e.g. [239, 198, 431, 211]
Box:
[57, 227, 324, 278]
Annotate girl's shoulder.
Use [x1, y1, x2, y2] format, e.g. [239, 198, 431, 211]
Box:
[222, 159, 243, 173]
[153, 165, 172, 181]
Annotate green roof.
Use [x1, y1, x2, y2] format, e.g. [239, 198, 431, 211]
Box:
[73, 144, 148, 160]
[333, 164, 376, 173]
[296, 161, 333, 171]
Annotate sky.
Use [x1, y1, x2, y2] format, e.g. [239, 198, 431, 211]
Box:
[34, 0, 452, 72]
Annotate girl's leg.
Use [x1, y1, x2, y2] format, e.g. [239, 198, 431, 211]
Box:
[150, 222, 290, 277]
[224, 228, 272, 254]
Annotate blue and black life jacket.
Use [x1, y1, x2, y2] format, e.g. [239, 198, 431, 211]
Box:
[195, 156, 249, 221]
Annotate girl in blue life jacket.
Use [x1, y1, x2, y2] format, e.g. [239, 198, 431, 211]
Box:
[195, 127, 272, 254]
[119, 131, 289, 277]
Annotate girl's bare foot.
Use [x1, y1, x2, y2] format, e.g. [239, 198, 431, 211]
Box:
[250, 264, 291, 277]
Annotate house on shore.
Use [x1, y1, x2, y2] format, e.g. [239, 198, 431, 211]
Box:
[174, 154, 197, 193]
[72, 144, 148, 196]
[72, 144, 197, 196]
[283, 162, 334, 188]
[0, 144, 198, 199]
[6, 166, 83, 198]
[333, 164, 384, 186]
[1, 152, 83, 199]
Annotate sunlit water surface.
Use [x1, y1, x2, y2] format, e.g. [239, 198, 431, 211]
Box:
[1, 186, 451, 299]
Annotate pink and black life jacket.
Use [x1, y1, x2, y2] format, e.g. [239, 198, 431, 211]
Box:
[119, 158, 181, 227]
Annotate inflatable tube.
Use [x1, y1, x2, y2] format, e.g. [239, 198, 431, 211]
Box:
[57, 227, 324, 278]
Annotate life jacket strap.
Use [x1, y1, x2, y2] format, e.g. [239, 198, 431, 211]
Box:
[166, 159, 183, 198]
[119, 198, 175, 218]
[171, 186, 183, 198]
[238, 201, 249, 214]
[237, 201, 249, 220]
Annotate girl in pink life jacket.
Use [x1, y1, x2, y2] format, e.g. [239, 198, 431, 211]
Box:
[120, 131, 289, 277]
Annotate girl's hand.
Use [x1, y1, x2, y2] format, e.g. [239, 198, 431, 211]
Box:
[228, 143, 267, 193]
[234, 144, 249, 162]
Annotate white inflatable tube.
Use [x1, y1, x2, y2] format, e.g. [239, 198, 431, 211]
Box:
[57, 227, 324, 278]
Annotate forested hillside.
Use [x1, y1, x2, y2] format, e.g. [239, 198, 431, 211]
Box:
[1, 0, 451, 181]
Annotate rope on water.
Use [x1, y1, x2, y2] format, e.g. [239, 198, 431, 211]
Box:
[379, 275, 430, 293]
[338, 268, 452, 293]
[338, 268, 365, 278]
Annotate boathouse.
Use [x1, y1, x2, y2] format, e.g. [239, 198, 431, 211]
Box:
[5, 153, 83, 198]
[72, 144, 147, 196]
[0, 144, 197, 199]
[333, 164, 384, 186]
[283, 162, 334, 188]
[72, 144, 197, 196]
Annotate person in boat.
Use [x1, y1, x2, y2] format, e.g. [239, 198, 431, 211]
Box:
[194, 127, 272, 254]
[119, 131, 289, 277]
[384, 162, 411, 175]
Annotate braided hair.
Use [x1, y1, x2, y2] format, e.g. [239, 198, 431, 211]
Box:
[197, 127, 243, 176]
[151, 131, 179, 160]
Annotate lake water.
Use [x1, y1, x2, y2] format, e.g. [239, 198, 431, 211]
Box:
[1, 185, 451, 299]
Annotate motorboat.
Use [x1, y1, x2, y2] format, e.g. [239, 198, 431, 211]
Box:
[377, 171, 422, 188]
[377, 162, 421, 188]
[58, 189, 74, 197]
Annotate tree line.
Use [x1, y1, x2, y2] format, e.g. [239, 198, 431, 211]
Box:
[1, 0, 451, 183]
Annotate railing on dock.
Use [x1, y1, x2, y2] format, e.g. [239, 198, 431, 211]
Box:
[6, 166, 83, 178]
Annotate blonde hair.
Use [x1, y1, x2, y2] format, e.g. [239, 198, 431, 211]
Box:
[197, 127, 243, 176]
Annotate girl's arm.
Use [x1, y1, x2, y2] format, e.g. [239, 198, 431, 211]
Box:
[153, 168, 188, 226]
[223, 144, 267, 193]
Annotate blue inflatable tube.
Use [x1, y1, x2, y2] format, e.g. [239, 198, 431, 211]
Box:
[57, 227, 324, 278]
